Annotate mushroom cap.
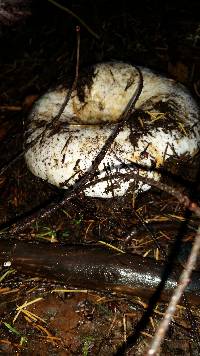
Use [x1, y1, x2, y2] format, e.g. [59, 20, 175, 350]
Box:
[25, 62, 200, 198]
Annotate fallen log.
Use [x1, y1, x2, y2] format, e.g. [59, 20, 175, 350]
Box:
[0, 239, 200, 304]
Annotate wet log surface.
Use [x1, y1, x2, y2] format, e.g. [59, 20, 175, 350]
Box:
[1, 240, 200, 304]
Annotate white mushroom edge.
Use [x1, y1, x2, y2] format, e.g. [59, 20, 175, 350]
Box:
[25, 62, 200, 198]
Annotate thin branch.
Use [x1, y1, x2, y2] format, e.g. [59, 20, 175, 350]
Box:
[47, 0, 100, 40]
[0, 26, 81, 177]
[146, 224, 200, 355]
[84, 170, 200, 217]
[132, 209, 166, 257]
[3, 67, 143, 236]
[72, 67, 143, 191]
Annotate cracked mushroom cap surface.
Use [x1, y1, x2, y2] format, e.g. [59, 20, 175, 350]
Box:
[25, 62, 200, 198]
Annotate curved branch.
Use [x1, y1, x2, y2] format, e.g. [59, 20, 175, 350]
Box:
[47, 0, 100, 40]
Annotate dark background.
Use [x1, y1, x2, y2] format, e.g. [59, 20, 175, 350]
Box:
[1, 0, 200, 102]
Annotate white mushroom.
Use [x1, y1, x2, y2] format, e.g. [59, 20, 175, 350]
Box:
[25, 62, 200, 198]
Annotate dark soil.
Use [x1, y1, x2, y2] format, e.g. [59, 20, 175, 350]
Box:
[0, 0, 200, 355]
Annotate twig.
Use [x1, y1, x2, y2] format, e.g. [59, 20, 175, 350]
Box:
[84, 170, 200, 217]
[0, 151, 25, 176]
[132, 209, 166, 256]
[86, 168, 200, 353]
[47, 0, 100, 40]
[72, 67, 143, 190]
[146, 224, 200, 355]
[3, 67, 143, 235]
[0, 26, 81, 177]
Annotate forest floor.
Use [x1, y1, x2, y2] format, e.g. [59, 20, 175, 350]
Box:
[0, 0, 200, 355]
